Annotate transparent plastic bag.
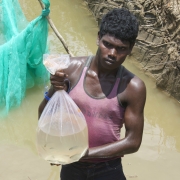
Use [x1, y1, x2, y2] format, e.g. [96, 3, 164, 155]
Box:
[36, 54, 88, 165]
[43, 54, 70, 75]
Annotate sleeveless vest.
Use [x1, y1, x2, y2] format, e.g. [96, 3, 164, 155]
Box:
[69, 56, 125, 151]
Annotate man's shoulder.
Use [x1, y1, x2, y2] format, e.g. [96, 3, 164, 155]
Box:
[119, 66, 146, 106]
[66, 56, 91, 85]
[122, 66, 145, 89]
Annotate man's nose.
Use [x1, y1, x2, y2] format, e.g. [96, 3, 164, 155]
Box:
[108, 48, 116, 58]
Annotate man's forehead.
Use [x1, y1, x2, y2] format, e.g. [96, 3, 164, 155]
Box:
[101, 34, 130, 46]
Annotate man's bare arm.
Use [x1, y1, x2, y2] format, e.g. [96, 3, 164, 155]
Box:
[38, 57, 86, 119]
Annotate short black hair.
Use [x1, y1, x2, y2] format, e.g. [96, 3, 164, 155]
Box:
[99, 8, 139, 46]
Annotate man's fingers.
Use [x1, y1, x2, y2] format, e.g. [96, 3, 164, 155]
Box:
[55, 71, 68, 78]
[53, 85, 65, 91]
[51, 80, 65, 89]
[51, 80, 64, 86]
[50, 73, 67, 83]
[50, 71, 68, 91]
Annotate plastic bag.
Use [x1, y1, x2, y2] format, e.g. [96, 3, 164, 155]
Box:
[43, 54, 70, 75]
[36, 54, 88, 165]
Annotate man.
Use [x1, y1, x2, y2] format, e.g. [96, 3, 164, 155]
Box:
[39, 8, 146, 180]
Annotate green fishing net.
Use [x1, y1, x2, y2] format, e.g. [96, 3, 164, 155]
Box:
[0, 0, 50, 116]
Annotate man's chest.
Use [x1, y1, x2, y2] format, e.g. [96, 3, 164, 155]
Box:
[84, 73, 117, 98]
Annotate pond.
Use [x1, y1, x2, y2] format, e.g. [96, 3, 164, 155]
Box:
[0, 0, 180, 179]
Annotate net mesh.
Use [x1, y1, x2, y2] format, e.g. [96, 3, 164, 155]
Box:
[0, 0, 50, 116]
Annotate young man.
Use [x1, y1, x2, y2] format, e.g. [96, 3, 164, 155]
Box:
[39, 8, 146, 180]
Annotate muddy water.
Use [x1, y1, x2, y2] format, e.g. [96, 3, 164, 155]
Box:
[0, 0, 180, 179]
[122, 59, 180, 180]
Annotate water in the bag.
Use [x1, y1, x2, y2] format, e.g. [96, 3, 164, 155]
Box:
[36, 125, 88, 165]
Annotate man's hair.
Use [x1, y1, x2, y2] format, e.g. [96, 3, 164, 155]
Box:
[99, 8, 139, 46]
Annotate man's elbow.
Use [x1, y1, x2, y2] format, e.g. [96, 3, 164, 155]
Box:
[131, 140, 142, 153]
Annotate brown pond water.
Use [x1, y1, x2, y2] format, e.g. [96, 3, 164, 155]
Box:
[0, 0, 180, 179]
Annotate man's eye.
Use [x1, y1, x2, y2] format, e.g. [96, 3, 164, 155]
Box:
[104, 41, 111, 48]
[117, 47, 126, 51]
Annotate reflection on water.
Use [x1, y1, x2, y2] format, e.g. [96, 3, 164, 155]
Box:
[0, 0, 180, 180]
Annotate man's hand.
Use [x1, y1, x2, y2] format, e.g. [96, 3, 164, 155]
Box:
[38, 69, 70, 118]
[50, 70, 68, 92]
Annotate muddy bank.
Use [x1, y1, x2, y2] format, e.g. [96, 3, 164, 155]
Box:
[84, 0, 180, 101]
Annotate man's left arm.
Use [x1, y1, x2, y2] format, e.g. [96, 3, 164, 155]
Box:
[120, 77, 146, 155]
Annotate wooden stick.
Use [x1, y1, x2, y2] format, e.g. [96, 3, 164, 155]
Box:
[38, 0, 74, 57]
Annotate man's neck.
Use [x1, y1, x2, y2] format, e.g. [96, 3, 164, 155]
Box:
[91, 55, 119, 79]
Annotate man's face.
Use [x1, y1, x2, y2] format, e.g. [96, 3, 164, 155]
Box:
[97, 34, 132, 70]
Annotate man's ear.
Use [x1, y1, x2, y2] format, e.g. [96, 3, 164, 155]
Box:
[128, 42, 135, 54]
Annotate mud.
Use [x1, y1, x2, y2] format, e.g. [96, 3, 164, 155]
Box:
[84, 0, 180, 101]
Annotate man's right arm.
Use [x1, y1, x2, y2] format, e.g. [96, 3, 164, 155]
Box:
[38, 56, 87, 118]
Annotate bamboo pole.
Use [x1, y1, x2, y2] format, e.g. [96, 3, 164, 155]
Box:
[38, 0, 74, 57]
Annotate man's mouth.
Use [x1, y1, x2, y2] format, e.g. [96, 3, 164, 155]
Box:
[105, 58, 115, 64]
